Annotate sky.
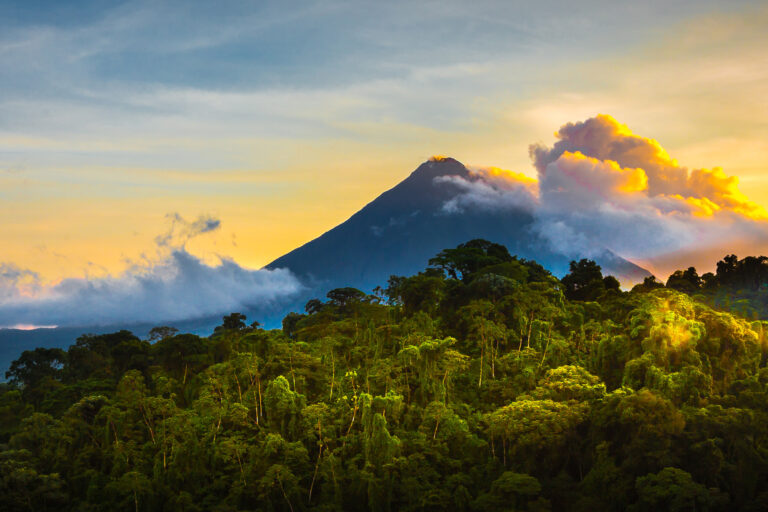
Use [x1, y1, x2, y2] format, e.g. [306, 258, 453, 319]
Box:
[1, 0, 767, 327]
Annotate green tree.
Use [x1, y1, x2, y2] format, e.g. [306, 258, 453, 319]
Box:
[631, 467, 712, 512]
[562, 259, 606, 301]
[666, 267, 702, 294]
[6, 347, 66, 389]
[428, 239, 513, 281]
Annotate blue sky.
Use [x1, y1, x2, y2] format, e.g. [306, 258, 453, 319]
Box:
[1, 1, 725, 92]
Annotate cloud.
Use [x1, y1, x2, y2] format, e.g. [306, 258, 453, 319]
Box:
[440, 115, 768, 266]
[530, 115, 765, 218]
[0, 214, 303, 328]
[0, 264, 41, 301]
[437, 167, 538, 214]
[154, 212, 221, 248]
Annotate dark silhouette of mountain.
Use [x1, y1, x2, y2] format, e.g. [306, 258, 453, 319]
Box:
[267, 157, 651, 292]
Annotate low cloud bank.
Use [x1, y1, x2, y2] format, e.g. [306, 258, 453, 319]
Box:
[0, 215, 302, 328]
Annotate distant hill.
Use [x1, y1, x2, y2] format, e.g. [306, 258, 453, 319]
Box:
[267, 157, 651, 293]
[0, 317, 220, 381]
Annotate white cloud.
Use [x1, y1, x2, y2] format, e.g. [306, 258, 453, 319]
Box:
[0, 214, 302, 328]
[436, 167, 538, 214]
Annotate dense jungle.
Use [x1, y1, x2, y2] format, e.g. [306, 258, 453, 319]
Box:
[3, 240, 768, 511]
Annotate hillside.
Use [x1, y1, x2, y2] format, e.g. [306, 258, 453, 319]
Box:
[2, 243, 768, 510]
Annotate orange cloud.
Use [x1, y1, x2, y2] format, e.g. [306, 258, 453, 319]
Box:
[680, 196, 721, 218]
[531, 114, 766, 221]
[553, 151, 649, 197]
[533, 114, 686, 195]
[475, 166, 538, 186]
[687, 167, 767, 219]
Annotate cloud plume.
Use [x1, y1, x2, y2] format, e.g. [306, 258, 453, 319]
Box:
[0, 214, 302, 328]
[441, 115, 768, 270]
[437, 167, 538, 214]
[530, 115, 765, 219]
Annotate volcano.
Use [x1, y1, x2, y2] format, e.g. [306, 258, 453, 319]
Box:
[267, 157, 650, 292]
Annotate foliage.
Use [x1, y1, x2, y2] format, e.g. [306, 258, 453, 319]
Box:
[2, 241, 768, 510]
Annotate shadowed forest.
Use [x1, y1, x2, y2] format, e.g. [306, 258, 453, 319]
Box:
[3, 240, 768, 511]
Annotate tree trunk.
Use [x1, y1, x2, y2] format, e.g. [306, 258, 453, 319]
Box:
[478, 341, 484, 388]
[278, 479, 295, 512]
[527, 312, 534, 349]
[257, 376, 263, 422]
[308, 445, 323, 504]
[539, 322, 553, 368]
[329, 353, 335, 400]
